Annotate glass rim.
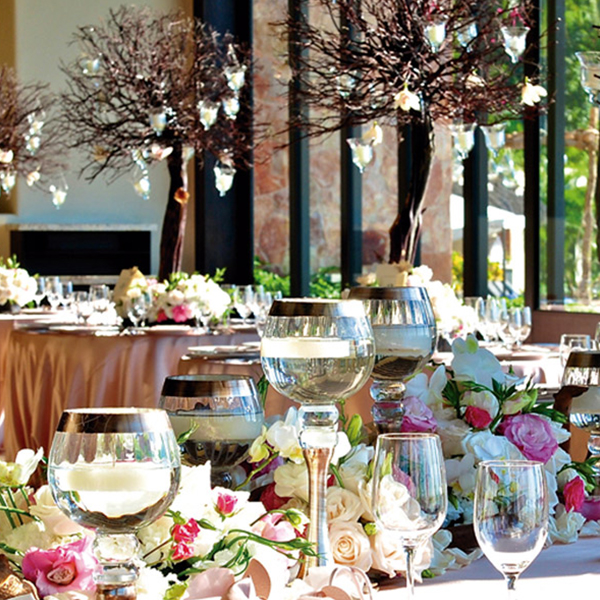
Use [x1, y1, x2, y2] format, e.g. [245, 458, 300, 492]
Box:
[377, 432, 440, 440]
[268, 297, 367, 318]
[160, 374, 257, 398]
[347, 286, 431, 300]
[478, 459, 544, 468]
[57, 407, 172, 434]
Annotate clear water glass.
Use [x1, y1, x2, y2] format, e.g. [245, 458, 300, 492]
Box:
[33, 276, 46, 308]
[48, 408, 180, 599]
[46, 276, 64, 310]
[559, 334, 593, 367]
[260, 298, 374, 573]
[372, 433, 447, 599]
[474, 460, 548, 599]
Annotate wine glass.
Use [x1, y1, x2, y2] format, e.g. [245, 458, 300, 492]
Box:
[260, 298, 374, 573]
[33, 277, 46, 308]
[348, 287, 436, 432]
[474, 460, 549, 599]
[559, 334, 593, 367]
[126, 291, 150, 332]
[159, 374, 264, 488]
[372, 433, 447, 599]
[48, 408, 181, 599]
[508, 307, 532, 348]
[46, 276, 63, 310]
[233, 285, 253, 324]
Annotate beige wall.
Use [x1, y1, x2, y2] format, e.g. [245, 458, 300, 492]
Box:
[0, 0, 193, 274]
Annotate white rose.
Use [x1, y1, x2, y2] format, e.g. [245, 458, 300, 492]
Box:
[30, 485, 86, 537]
[371, 530, 432, 578]
[326, 487, 363, 523]
[338, 444, 373, 493]
[171, 464, 212, 519]
[556, 467, 579, 489]
[435, 417, 470, 456]
[375, 475, 421, 530]
[136, 566, 173, 600]
[548, 504, 586, 544]
[462, 430, 523, 462]
[462, 390, 499, 420]
[3, 522, 53, 563]
[329, 521, 372, 571]
[274, 462, 308, 502]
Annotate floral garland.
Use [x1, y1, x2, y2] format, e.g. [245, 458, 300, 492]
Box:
[247, 334, 600, 578]
[0, 256, 37, 308]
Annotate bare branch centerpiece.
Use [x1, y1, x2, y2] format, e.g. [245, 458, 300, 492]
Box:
[281, 0, 546, 263]
[59, 6, 253, 279]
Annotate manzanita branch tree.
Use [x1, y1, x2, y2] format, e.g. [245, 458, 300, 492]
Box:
[282, 0, 545, 264]
[60, 6, 253, 280]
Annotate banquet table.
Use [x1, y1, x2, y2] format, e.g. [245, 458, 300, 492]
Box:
[3, 325, 259, 460]
[402, 536, 600, 599]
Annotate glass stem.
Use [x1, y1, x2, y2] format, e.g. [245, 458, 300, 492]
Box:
[504, 573, 518, 600]
[404, 546, 416, 599]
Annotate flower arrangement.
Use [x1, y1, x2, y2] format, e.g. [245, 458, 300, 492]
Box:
[0, 256, 37, 308]
[113, 267, 231, 326]
[0, 453, 316, 600]
[247, 334, 600, 580]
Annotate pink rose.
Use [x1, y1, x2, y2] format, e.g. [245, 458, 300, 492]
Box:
[497, 413, 558, 463]
[400, 396, 437, 433]
[260, 483, 290, 511]
[253, 513, 295, 542]
[22, 538, 97, 597]
[156, 309, 168, 323]
[172, 304, 193, 323]
[216, 491, 238, 516]
[172, 518, 200, 544]
[564, 477, 585, 513]
[464, 405, 493, 429]
[173, 542, 195, 561]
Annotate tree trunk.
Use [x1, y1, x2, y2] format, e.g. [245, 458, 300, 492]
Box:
[389, 117, 434, 265]
[158, 145, 188, 281]
[578, 107, 598, 303]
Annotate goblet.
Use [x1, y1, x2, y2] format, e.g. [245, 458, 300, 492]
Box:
[159, 374, 264, 488]
[372, 433, 447, 599]
[562, 351, 600, 502]
[260, 298, 374, 573]
[348, 287, 436, 432]
[48, 408, 181, 600]
[474, 460, 548, 600]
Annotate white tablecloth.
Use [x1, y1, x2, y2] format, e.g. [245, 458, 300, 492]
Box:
[380, 536, 600, 598]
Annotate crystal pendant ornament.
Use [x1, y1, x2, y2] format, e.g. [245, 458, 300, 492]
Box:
[456, 21, 478, 48]
[222, 96, 240, 120]
[450, 121, 477, 159]
[346, 138, 374, 173]
[26, 170, 40, 187]
[49, 175, 68, 209]
[225, 66, 247, 93]
[337, 73, 357, 99]
[501, 26, 529, 64]
[133, 168, 151, 201]
[576, 51, 600, 104]
[0, 169, 16, 194]
[214, 160, 236, 197]
[424, 17, 447, 53]
[481, 123, 506, 157]
[27, 111, 45, 135]
[149, 110, 167, 136]
[26, 135, 41, 155]
[132, 148, 149, 171]
[79, 53, 101, 77]
[0, 149, 13, 164]
[198, 100, 219, 130]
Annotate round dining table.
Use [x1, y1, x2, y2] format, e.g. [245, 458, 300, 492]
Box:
[3, 324, 259, 460]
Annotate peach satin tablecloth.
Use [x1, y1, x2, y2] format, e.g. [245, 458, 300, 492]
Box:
[3, 326, 258, 460]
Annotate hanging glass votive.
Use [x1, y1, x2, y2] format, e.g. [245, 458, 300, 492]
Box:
[346, 138, 374, 173]
[79, 54, 101, 77]
[132, 148, 149, 170]
[456, 21, 478, 48]
[0, 149, 14, 164]
[149, 110, 167, 136]
[481, 123, 507, 157]
[26, 170, 40, 187]
[213, 161, 236, 197]
[225, 66, 247, 93]
[198, 100, 220, 130]
[0, 169, 16, 194]
[500, 26, 529, 64]
[133, 168, 151, 201]
[26, 135, 41, 155]
[27, 111, 45, 135]
[576, 52, 600, 105]
[449, 121, 477, 160]
[150, 144, 173, 161]
[49, 175, 68, 209]
[424, 17, 448, 53]
[222, 96, 240, 120]
[337, 73, 357, 99]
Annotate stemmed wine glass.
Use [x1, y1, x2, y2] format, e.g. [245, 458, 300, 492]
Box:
[126, 291, 151, 333]
[508, 307, 532, 348]
[48, 408, 181, 600]
[372, 433, 447, 599]
[160, 374, 264, 488]
[260, 298, 374, 574]
[348, 287, 436, 432]
[474, 460, 548, 600]
[33, 277, 46, 308]
[46, 276, 63, 311]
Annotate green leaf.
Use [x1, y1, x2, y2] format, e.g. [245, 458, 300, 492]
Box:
[176, 422, 199, 445]
[345, 414, 364, 447]
[256, 376, 269, 411]
[530, 404, 568, 424]
[165, 583, 188, 600]
[421, 569, 435, 579]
